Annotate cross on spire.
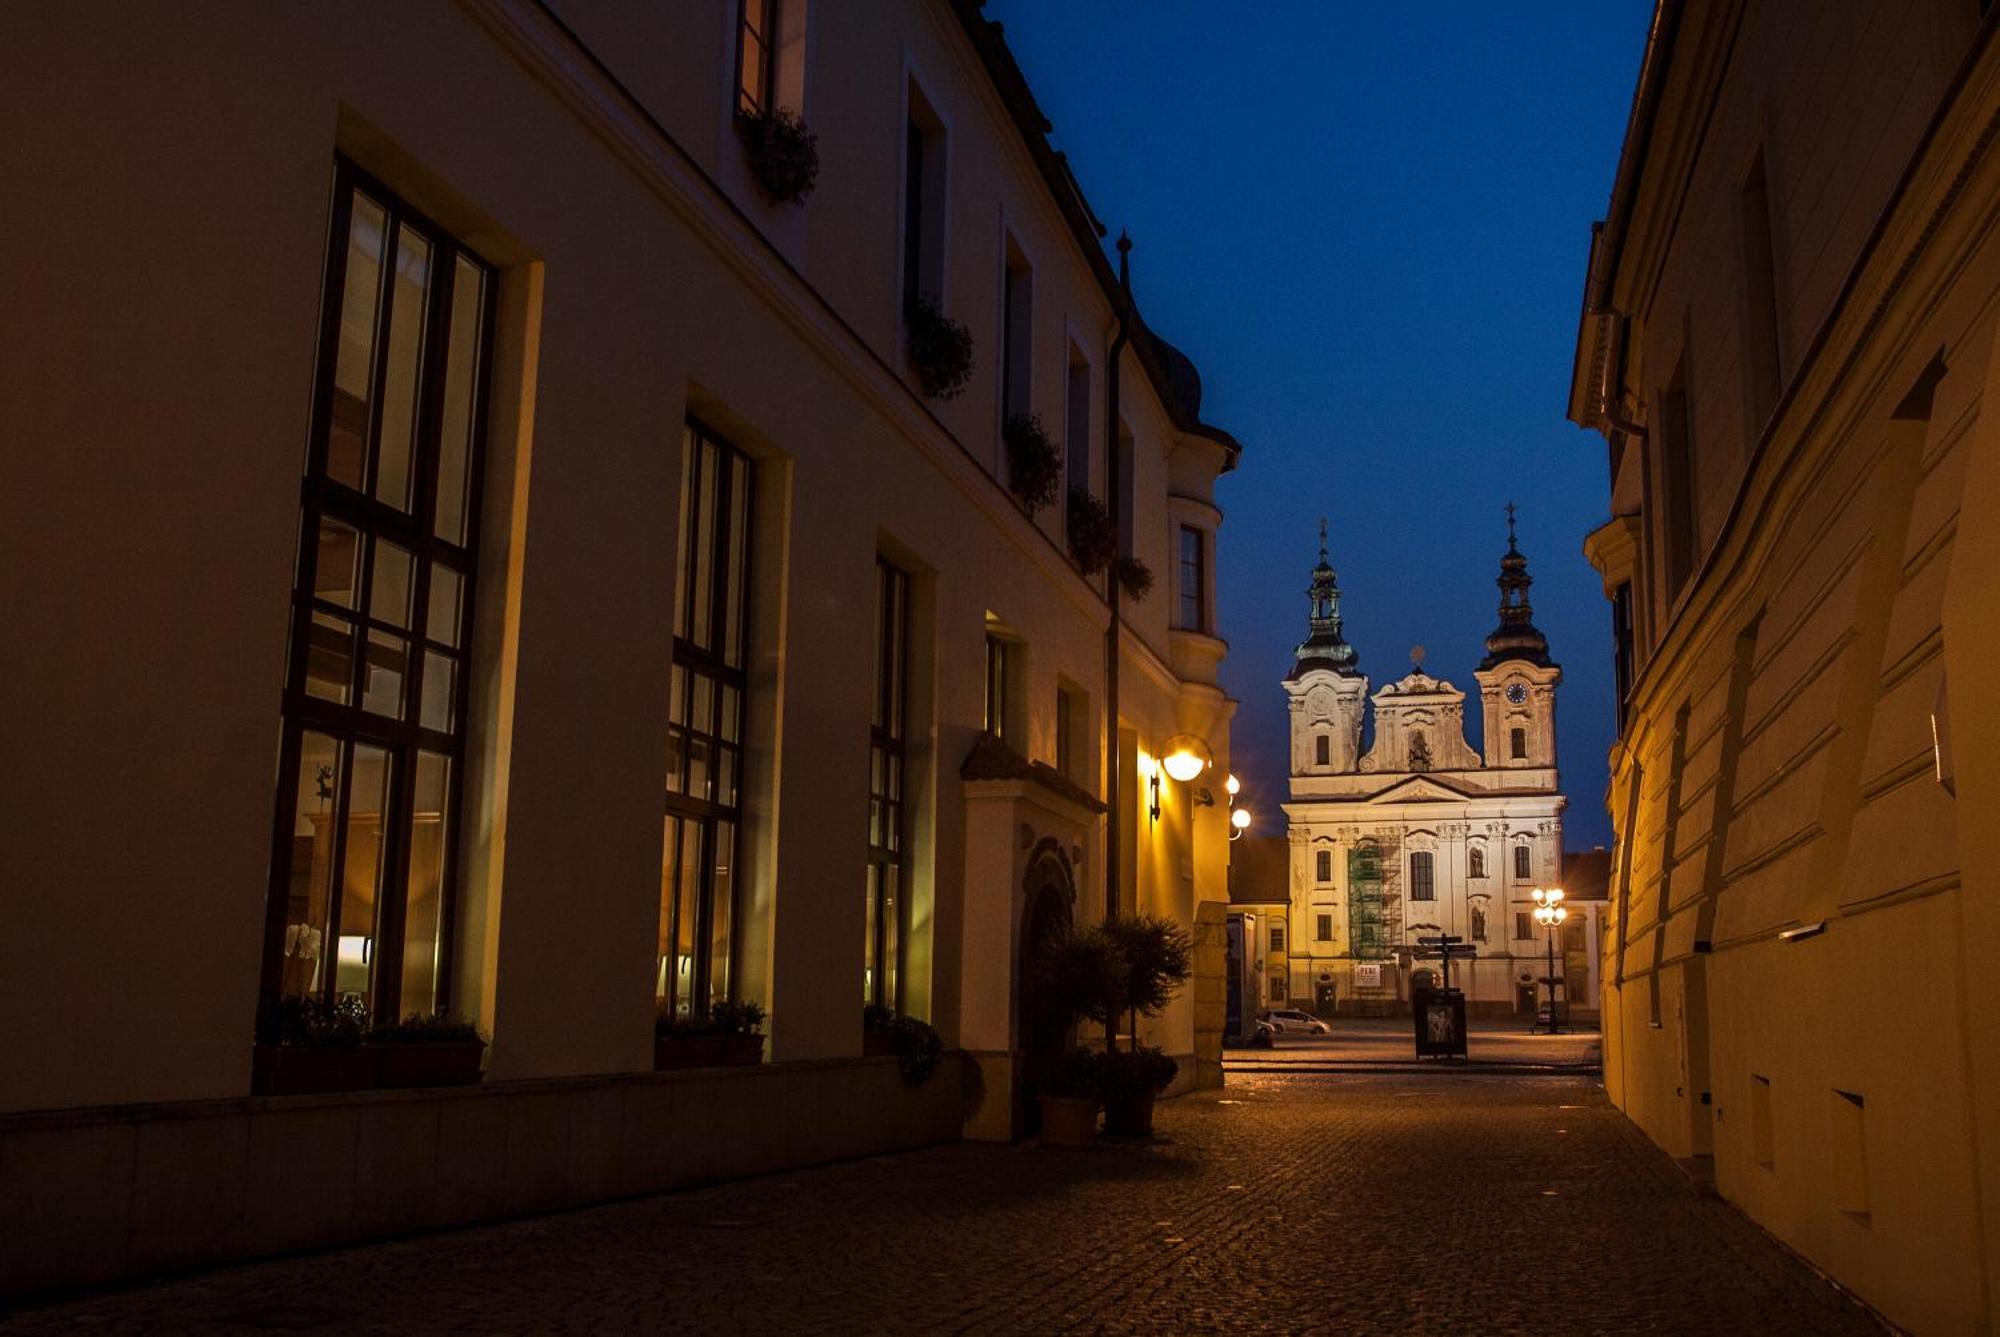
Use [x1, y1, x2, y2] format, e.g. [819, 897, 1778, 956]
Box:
[1505, 501, 1518, 549]
[1318, 516, 1328, 562]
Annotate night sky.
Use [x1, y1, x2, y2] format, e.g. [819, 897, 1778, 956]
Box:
[988, 1, 1655, 850]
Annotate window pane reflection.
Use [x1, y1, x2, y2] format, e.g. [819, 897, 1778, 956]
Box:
[435, 256, 484, 545]
[373, 227, 430, 512]
[280, 732, 343, 1000]
[336, 744, 393, 1010]
[400, 751, 449, 1015]
[329, 192, 386, 491]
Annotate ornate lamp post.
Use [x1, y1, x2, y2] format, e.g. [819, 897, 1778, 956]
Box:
[1532, 886, 1567, 1035]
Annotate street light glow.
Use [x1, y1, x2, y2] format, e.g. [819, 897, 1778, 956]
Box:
[1231, 806, 1253, 831]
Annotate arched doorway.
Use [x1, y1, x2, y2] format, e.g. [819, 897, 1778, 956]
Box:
[1018, 841, 1076, 1066]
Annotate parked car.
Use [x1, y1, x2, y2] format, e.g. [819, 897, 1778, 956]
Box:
[1258, 1009, 1331, 1036]
[1250, 1019, 1277, 1048]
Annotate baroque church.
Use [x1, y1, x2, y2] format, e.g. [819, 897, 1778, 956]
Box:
[1278, 517, 1567, 1016]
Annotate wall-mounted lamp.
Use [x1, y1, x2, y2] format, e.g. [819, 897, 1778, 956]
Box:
[1224, 773, 1241, 797]
[1230, 806, 1253, 841]
[1196, 788, 1216, 807]
[1161, 734, 1212, 784]
[1138, 751, 1161, 822]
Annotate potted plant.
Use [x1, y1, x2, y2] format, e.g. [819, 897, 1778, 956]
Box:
[863, 1003, 897, 1057]
[905, 296, 975, 400]
[736, 106, 819, 205]
[1112, 555, 1153, 602]
[366, 1013, 486, 1088]
[1066, 487, 1117, 574]
[654, 1009, 726, 1070]
[252, 995, 374, 1096]
[1100, 1046, 1178, 1137]
[1003, 413, 1062, 514]
[710, 999, 767, 1066]
[1032, 1048, 1105, 1147]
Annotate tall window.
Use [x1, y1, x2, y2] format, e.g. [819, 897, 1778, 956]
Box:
[1055, 682, 1087, 781]
[1316, 849, 1333, 883]
[1000, 235, 1032, 420]
[735, 0, 779, 116]
[1510, 727, 1527, 759]
[1315, 734, 1330, 767]
[983, 632, 1011, 741]
[1611, 581, 1636, 731]
[1065, 347, 1091, 502]
[1410, 851, 1436, 901]
[865, 559, 909, 1009]
[267, 164, 493, 1025]
[1514, 842, 1532, 880]
[661, 422, 753, 1019]
[1270, 925, 1285, 952]
[1516, 911, 1533, 940]
[1270, 975, 1287, 1002]
[1469, 846, 1486, 879]
[902, 84, 946, 316]
[1177, 525, 1207, 631]
[1315, 913, 1333, 942]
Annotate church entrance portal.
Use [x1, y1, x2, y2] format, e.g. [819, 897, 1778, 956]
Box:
[1314, 981, 1336, 1017]
[1017, 841, 1077, 1134]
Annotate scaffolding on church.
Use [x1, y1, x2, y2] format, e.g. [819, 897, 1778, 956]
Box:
[1346, 832, 1402, 960]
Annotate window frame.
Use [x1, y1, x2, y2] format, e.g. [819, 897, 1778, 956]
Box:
[261, 158, 496, 1025]
[1315, 912, 1333, 942]
[983, 632, 1011, 742]
[1514, 842, 1532, 880]
[1315, 848, 1332, 884]
[865, 557, 910, 1010]
[1510, 727, 1528, 760]
[1177, 524, 1207, 632]
[1270, 924, 1286, 953]
[1409, 850, 1436, 901]
[735, 0, 780, 118]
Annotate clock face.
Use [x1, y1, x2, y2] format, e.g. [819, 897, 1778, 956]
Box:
[1505, 683, 1529, 706]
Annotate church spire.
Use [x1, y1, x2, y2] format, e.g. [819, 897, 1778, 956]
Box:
[1480, 503, 1555, 670]
[1287, 518, 1361, 680]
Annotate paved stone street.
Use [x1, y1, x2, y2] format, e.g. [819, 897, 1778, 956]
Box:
[1232, 1017, 1602, 1068]
[1, 1074, 1880, 1335]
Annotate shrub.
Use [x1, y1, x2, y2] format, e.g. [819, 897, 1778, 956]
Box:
[366, 1013, 482, 1045]
[1034, 1047, 1107, 1101]
[1112, 555, 1153, 602]
[906, 296, 975, 400]
[1035, 925, 1128, 1038]
[708, 999, 767, 1035]
[261, 994, 369, 1049]
[1066, 488, 1117, 574]
[1003, 414, 1062, 513]
[736, 107, 819, 205]
[863, 1005, 945, 1085]
[1099, 1046, 1178, 1099]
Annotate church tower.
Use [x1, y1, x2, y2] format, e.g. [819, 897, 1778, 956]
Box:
[1283, 523, 1368, 780]
[1472, 506, 1561, 772]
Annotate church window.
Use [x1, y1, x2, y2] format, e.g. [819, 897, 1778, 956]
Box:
[1410, 851, 1435, 901]
[1516, 911, 1533, 940]
[1315, 733, 1330, 767]
[1469, 846, 1486, 878]
[1514, 842, 1532, 880]
[1316, 849, 1332, 883]
[1270, 925, 1285, 952]
[1316, 913, 1333, 942]
[1510, 727, 1527, 759]
[1409, 732, 1431, 772]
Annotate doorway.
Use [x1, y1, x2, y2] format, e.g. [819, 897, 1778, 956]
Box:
[1314, 981, 1337, 1018]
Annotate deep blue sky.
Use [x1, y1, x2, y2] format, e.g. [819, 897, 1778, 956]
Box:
[988, 1, 1653, 850]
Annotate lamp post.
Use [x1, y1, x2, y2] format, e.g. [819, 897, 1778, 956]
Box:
[1532, 886, 1567, 1035]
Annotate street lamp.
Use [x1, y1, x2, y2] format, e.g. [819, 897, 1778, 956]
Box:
[1230, 806, 1253, 841]
[1531, 886, 1567, 1035]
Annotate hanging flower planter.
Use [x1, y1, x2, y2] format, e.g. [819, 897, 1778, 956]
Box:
[905, 296, 975, 400]
[1003, 414, 1062, 514]
[1066, 488, 1116, 574]
[1113, 555, 1154, 602]
[736, 108, 819, 205]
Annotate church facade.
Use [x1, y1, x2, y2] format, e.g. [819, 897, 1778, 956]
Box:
[1278, 523, 1568, 1017]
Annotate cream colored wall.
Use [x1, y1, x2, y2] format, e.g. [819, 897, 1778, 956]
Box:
[1587, 4, 2000, 1328]
[0, 0, 1231, 1113]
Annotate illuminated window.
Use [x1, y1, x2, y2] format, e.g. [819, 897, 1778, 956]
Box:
[660, 421, 754, 1019]
[266, 161, 492, 1026]
[735, 0, 779, 117]
[1316, 849, 1332, 883]
[1410, 851, 1436, 901]
[865, 559, 909, 1010]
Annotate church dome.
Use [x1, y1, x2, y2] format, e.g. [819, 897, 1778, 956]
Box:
[1479, 508, 1556, 670]
[1287, 523, 1362, 681]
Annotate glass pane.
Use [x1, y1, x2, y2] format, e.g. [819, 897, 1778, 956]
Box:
[315, 518, 362, 608]
[673, 430, 694, 641]
[686, 733, 710, 804]
[708, 819, 735, 1006]
[690, 439, 717, 649]
[362, 630, 407, 718]
[716, 746, 736, 808]
[305, 611, 355, 704]
[871, 572, 887, 732]
[719, 685, 740, 743]
[279, 731, 343, 999]
[436, 255, 484, 545]
[420, 650, 456, 732]
[336, 744, 393, 1012]
[657, 816, 681, 1007]
[400, 751, 450, 1015]
[724, 451, 750, 668]
[373, 225, 431, 512]
[669, 663, 687, 726]
[863, 864, 880, 1005]
[690, 674, 714, 735]
[664, 727, 684, 794]
[370, 539, 413, 628]
[427, 564, 463, 647]
[675, 821, 701, 1016]
[880, 863, 899, 1011]
[329, 192, 387, 491]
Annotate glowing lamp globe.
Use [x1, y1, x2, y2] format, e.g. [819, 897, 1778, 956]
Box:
[1230, 807, 1253, 832]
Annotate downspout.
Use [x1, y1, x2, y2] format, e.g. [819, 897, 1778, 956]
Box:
[1104, 232, 1132, 925]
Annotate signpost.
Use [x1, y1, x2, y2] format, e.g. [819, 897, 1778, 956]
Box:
[1411, 934, 1475, 1059]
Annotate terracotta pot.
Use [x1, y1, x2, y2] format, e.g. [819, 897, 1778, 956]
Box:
[1037, 1095, 1100, 1147]
[1104, 1091, 1157, 1138]
[372, 1040, 486, 1088]
[654, 1033, 727, 1070]
[252, 1044, 375, 1097]
[863, 1031, 895, 1058]
[722, 1033, 765, 1066]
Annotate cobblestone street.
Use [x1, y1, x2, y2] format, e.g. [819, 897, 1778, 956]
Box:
[1, 1072, 1881, 1335]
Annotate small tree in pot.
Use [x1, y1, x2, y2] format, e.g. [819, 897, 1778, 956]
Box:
[1030, 1048, 1107, 1148]
[1002, 414, 1062, 515]
[1099, 915, 1193, 1136]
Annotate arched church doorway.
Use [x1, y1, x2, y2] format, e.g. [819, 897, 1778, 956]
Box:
[1018, 841, 1077, 1070]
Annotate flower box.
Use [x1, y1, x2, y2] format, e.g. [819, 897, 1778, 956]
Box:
[721, 1033, 765, 1066]
[251, 1044, 375, 1097]
[372, 1039, 486, 1088]
[654, 1033, 728, 1070]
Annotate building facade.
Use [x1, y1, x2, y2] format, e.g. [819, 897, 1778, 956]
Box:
[0, 0, 1243, 1296]
[1569, 2, 2000, 1328]
[1277, 533, 1569, 1017]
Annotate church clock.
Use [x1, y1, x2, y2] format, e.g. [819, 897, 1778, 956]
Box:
[1505, 682, 1529, 705]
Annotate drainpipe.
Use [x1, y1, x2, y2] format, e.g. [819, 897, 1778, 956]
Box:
[1104, 232, 1132, 923]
